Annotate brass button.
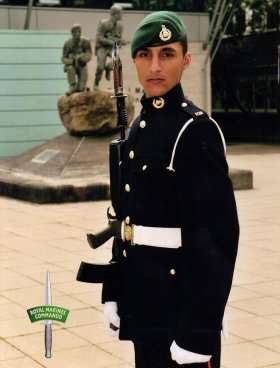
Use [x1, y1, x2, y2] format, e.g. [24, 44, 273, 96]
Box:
[125, 184, 131, 192]
[140, 120, 146, 128]
[123, 250, 127, 257]
[169, 268, 176, 275]
[142, 165, 147, 171]
[129, 150, 135, 159]
[125, 216, 130, 224]
[181, 102, 188, 107]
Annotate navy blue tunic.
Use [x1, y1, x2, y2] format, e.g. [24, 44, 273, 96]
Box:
[102, 83, 239, 357]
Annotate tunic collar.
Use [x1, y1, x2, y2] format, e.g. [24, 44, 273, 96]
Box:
[140, 83, 186, 112]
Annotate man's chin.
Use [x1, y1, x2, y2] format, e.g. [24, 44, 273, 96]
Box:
[145, 86, 168, 98]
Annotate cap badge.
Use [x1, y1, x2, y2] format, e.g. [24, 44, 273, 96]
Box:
[159, 25, 172, 42]
[152, 97, 165, 109]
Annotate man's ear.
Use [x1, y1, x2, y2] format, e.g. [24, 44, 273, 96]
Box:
[183, 52, 192, 70]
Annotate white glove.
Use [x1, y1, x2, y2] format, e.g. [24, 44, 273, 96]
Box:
[170, 341, 211, 365]
[104, 301, 120, 337]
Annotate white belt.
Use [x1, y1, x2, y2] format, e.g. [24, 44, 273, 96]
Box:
[121, 223, 182, 248]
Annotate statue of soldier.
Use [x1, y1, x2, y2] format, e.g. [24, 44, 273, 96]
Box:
[62, 24, 92, 95]
[93, 5, 124, 89]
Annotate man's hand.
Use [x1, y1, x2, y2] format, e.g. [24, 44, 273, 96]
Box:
[170, 341, 211, 365]
[63, 57, 74, 66]
[104, 301, 120, 337]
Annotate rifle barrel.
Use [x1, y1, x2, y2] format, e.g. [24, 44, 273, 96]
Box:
[112, 42, 127, 140]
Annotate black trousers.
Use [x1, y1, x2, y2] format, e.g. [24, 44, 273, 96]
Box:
[133, 337, 221, 368]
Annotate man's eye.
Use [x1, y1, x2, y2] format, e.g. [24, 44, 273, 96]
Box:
[162, 52, 174, 58]
[138, 51, 148, 58]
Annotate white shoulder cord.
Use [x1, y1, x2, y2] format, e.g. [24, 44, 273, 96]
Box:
[166, 118, 194, 172]
[209, 117, 227, 155]
[166, 117, 227, 173]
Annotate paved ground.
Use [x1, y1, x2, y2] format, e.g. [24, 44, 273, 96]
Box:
[0, 143, 280, 368]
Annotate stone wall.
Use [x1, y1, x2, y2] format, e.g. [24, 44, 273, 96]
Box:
[0, 30, 68, 158]
[0, 6, 209, 42]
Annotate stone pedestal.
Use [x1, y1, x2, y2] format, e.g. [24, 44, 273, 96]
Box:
[57, 90, 135, 136]
[0, 133, 253, 204]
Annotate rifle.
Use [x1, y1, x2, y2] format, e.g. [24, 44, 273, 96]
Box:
[86, 42, 128, 249]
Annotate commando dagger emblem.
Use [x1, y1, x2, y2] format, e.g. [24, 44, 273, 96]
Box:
[26, 271, 70, 358]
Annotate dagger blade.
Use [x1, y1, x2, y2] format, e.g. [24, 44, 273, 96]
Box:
[44, 270, 52, 358]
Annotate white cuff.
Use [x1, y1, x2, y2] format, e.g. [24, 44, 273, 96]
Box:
[170, 341, 211, 364]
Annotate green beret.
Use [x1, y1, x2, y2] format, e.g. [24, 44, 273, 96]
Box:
[131, 11, 187, 58]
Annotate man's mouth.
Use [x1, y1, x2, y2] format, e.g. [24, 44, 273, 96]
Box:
[146, 78, 165, 85]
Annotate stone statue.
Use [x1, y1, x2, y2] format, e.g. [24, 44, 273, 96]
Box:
[93, 5, 125, 89]
[62, 24, 92, 95]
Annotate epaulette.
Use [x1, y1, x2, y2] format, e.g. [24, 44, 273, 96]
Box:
[182, 101, 226, 154]
[181, 99, 209, 119]
[166, 100, 226, 172]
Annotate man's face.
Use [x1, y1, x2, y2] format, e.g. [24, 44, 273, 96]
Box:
[72, 28, 81, 41]
[134, 42, 191, 98]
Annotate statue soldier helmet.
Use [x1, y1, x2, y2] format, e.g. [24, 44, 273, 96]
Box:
[110, 4, 122, 20]
[110, 4, 122, 14]
[71, 23, 82, 33]
[131, 11, 188, 58]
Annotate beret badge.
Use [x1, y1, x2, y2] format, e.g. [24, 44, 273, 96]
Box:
[159, 25, 172, 41]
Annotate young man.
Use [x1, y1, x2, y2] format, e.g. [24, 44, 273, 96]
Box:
[102, 11, 239, 368]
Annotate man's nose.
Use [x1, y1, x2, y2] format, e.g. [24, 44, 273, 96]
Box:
[149, 55, 161, 73]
